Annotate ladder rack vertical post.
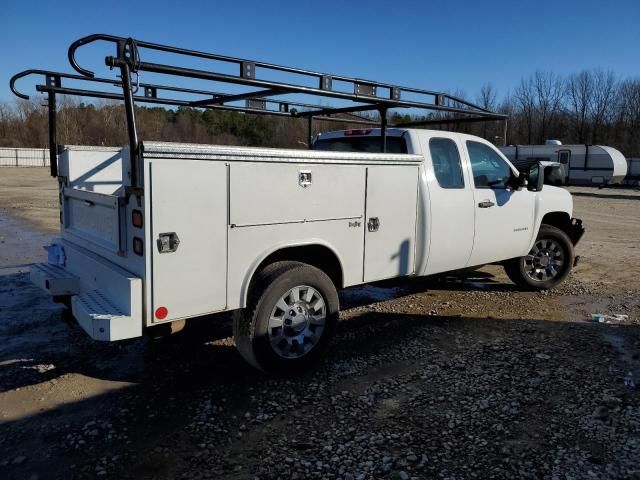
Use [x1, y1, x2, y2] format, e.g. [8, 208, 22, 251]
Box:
[47, 90, 58, 177]
[117, 60, 140, 187]
[503, 118, 508, 146]
[380, 108, 388, 153]
[307, 116, 313, 150]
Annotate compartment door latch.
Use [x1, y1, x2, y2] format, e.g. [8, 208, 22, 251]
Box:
[157, 232, 180, 253]
[367, 217, 380, 232]
[299, 170, 312, 188]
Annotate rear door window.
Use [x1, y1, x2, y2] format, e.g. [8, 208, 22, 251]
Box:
[313, 136, 408, 153]
[429, 138, 464, 189]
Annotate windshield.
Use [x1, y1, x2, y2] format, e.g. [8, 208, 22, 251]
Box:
[313, 136, 408, 154]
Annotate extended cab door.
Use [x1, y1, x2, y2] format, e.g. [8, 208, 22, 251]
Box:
[419, 134, 475, 275]
[464, 140, 534, 267]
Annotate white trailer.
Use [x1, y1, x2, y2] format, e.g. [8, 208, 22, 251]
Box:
[13, 34, 584, 372]
[625, 158, 640, 185]
[499, 143, 627, 186]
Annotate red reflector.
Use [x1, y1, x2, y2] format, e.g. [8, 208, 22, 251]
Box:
[155, 306, 168, 320]
[344, 128, 372, 136]
[133, 237, 144, 256]
[132, 209, 143, 228]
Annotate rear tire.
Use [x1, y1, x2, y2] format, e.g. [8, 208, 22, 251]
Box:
[504, 224, 574, 291]
[233, 261, 339, 373]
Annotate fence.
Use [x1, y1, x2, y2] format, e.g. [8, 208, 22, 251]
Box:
[0, 148, 49, 167]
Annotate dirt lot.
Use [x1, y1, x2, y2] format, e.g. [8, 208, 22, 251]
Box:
[1, 168, 639, 479]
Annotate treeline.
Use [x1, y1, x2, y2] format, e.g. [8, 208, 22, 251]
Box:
[1, 68, 639, 156]
[0, 99, 326, 150]
[462, 69, 640, 156]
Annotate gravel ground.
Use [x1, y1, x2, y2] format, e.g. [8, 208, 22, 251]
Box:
[0, 168, 639, 480]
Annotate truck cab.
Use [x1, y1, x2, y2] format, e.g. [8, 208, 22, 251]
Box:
[314, 127, 584, 278]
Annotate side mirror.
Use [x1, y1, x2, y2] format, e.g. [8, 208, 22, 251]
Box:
[511, 172, 526, 190]
[527, 162, 545, 192]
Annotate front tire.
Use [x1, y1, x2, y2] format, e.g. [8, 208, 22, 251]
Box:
[504, 224, 575, 290]
[233, 261, 339, 373]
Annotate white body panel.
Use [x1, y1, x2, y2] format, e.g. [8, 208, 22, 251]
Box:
[226, 221, 363, 310]
[58, 146, 125, 194]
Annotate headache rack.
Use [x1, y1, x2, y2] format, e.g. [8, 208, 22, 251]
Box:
[10, 34, 508, 187]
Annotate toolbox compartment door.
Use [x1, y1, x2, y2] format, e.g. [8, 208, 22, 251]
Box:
[229, 163, 364, 226]
[149, 159, 228, 321]
[363, 166, 419, 282]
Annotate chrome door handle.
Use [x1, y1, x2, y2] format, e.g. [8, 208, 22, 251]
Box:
[478, 200, 495, 208]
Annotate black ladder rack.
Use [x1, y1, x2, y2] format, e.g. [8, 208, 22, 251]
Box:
[10, 34, 508, 186]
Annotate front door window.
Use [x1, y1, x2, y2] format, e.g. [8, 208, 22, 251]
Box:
[467, 141, 513, 188]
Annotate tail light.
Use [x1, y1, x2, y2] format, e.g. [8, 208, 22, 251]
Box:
[133, 237, 144, 256]
[132, 209, 143, 228]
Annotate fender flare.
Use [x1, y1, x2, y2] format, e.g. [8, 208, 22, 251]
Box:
[238, 239, 346, 308]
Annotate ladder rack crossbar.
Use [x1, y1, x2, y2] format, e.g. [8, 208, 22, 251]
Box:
[11, 33, 508, 184]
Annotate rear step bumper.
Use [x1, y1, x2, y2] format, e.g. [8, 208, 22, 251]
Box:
[30, 241, 143, 341]
[31, 263, 80, 296]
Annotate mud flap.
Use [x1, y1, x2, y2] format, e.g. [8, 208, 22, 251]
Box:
[569, 218, 585, 245]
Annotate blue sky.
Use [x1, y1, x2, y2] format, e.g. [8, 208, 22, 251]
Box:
[2, 0, 639, 104]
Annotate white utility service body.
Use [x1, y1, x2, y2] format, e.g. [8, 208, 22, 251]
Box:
[32, 129, 580, 344]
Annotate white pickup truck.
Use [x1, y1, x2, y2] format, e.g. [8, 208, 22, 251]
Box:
[17, 33, 584, 372]
[31, 128, 584, 372]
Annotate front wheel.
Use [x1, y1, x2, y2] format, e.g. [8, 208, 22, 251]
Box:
[233, 261, 339, 373]
[504, 224, 575, 290]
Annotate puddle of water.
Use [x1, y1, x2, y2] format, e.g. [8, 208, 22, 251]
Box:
[0, 211, 52, 275]
[341, 283, 408, 304]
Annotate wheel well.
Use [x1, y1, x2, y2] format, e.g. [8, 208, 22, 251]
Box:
[541, 212, 571, 234]
[254, 245, 343, 289]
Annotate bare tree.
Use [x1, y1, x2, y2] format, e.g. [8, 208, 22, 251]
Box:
[514, 77, 536, 143]
[590, 69, 618, 143]
[477, 83, 497, 138]
[566, 70, 593, 143]
[477, 83, 497, 111]
[533, 71, 564, 142]
[617, 78, 640, 155]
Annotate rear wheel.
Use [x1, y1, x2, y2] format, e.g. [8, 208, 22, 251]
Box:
[233, 261, 339, 373]
[504, 224, 574, 290]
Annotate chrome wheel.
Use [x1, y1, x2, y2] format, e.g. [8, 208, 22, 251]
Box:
[523, 239, 565, 282]
[268, 285, 327, 359]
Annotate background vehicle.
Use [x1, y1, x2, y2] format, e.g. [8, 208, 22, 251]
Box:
[13, 34, 583, 372]
[498, 141, 627, 186]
